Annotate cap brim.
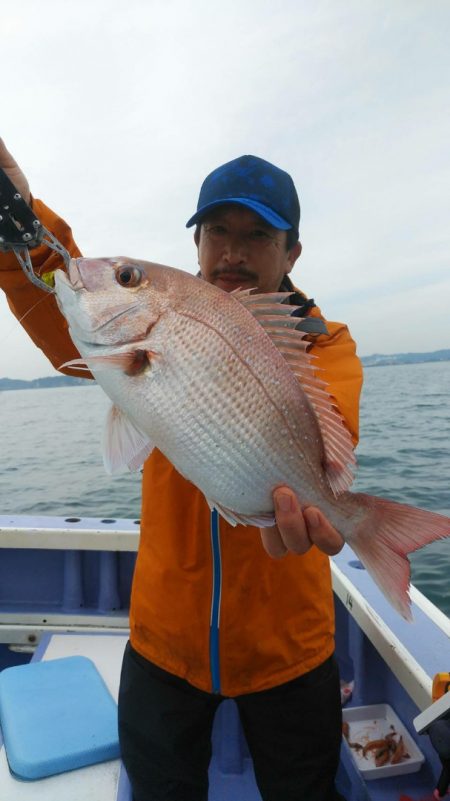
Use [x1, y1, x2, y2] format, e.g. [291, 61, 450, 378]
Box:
[186, 198, 292, 230]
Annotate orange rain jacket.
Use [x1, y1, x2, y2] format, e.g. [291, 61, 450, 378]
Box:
[0, 199, 363, 696]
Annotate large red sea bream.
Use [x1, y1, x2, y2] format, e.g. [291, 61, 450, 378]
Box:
[54, 257, 450, 620]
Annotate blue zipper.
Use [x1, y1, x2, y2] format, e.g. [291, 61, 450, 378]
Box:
[209, 509, 222, 694]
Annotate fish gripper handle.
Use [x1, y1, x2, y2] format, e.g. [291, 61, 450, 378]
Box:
[0, 167, 70, 292]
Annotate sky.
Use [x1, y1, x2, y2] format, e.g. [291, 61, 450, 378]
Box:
[0, 0, 449, 379]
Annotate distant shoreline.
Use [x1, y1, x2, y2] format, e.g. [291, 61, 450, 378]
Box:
[0, 349, 449, 390]
[0, 376, 94, 391]
[360, 349, 450, 368]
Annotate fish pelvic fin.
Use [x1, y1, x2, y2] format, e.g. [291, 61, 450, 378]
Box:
[103, 404, 154, 473]
[236, 291, 356, 496]
[206, 497, 275, 528]
[349, 493, 450, 620]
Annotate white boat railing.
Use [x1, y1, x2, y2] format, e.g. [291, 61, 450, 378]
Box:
[0, 515, 140, 551]
[332, 562, 436, 711]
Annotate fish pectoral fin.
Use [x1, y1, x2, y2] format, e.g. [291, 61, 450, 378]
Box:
[206, 498, 275, 528]
[59, 358, 93, 372]
[103, 404, 154, 474]
[60, 349, 154, 375]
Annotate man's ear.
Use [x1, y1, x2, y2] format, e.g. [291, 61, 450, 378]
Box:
[194, 229, 202, 271]
[286, 241, 302, 271]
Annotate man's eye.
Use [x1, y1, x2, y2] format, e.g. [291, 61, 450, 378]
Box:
[205, 224, 227, 235]
[250, 229, 271, 240]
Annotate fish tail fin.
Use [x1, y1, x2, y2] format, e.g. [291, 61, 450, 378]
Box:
[350, 493, 450, 620]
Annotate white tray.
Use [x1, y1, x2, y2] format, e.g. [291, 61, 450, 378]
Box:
[342, 704, 425, 780]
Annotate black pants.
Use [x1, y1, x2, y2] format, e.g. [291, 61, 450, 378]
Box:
[118, 642, 345, 801]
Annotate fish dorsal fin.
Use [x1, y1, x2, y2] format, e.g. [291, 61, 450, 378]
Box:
[103, 404, 154, 474]
[232, 288, 294, 303]
[236, 292, 356, 495]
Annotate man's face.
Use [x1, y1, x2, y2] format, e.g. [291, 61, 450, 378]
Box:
[196, 205, 301, 294]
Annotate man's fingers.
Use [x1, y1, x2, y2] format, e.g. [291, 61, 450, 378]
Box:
[0, 138, 31, 202]
[303, 507, 345, 555]
[260, 527, 288, 559]
[0, 138, 18, 169]
[273, 489, 312, 554]
[260, 489, 345, 559]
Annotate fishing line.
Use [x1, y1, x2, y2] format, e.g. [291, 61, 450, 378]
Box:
[2, 292, 52, 344]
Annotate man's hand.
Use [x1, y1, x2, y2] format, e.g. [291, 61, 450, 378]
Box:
[260, 487, 344, 558]
[0, 138, 31, 204]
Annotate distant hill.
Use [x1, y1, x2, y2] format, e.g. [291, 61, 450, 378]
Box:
[361, 349, 450, 368]
[0, 375, 93, 391]
[1, 349, 449, 390]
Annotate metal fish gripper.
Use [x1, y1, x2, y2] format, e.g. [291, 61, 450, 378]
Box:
[0, 167, 71, 293]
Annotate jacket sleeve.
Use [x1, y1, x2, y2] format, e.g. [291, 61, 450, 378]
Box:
[0, 198, 90, 379]
[308, 307, 363, 446]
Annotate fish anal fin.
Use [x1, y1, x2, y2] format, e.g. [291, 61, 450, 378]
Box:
[103, 404, 154, 474]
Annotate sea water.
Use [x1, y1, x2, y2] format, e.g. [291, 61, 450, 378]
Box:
[0, 361, 449, 615]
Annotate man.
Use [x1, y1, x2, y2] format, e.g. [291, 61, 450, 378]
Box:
[0, 142, 363, 800]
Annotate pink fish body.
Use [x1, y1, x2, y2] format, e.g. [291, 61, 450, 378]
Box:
[54, 257, 450, 620]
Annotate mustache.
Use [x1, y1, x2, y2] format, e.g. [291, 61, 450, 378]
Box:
[212, 266, 258, 281]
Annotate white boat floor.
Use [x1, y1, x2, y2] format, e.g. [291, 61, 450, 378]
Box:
[0, 632, 129, 801]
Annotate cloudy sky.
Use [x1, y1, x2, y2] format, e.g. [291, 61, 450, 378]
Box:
[1, 0, 449, 379]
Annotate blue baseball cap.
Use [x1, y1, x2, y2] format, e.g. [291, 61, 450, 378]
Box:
[186, 155, 300, 237]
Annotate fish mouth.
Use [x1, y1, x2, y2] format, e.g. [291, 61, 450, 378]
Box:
[54, 267, 81, 291]
[68, 258, 85, 288]
[54, 260, 85, 291]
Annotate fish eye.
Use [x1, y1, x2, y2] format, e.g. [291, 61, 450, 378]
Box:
[115, 265, 142, 288]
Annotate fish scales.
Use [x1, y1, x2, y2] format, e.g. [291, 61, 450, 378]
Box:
[134, 303, 326, 515]
[54, 257, 450, 619]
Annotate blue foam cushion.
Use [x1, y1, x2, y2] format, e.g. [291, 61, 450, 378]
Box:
[0, 655, 120, 780]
